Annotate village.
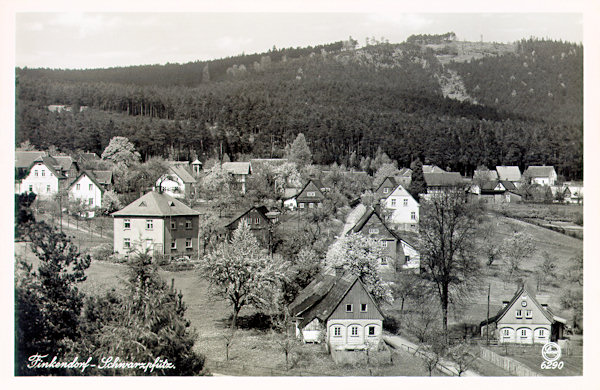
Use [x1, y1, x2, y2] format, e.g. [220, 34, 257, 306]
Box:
[14, 132, 583, 376]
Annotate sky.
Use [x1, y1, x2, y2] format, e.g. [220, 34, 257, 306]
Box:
[15, 12, 584, 70]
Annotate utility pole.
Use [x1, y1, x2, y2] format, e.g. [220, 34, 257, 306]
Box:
[486, 283, 491, 346]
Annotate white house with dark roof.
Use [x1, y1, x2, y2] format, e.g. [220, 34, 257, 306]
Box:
[19, 156, 67, 198]
[524, 166, 558, 186]
[68, 171, 105, 217]
[222, 162, 252, 194]
[156, 161, 197, 199]
[480, 285, 566, 344]
[112, 191, 200, 258]
[380, 183, 419, 231]
[290, 270, 384, 352]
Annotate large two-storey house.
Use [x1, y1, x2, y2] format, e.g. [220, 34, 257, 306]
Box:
[290, 270, 384, 352]
[379, 183, 419, 231]
[67, 171, 105, 217]
[19, 156, 67, 198]
[112, 191, 200, 259]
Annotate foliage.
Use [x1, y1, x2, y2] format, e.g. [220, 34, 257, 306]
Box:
[15, 222, 91, 375]
[99, 189, 122, 215]
[101, 136, 141, 165]
[15, 192, 37, 239]
[409, 159, 427, 199]
[89, 243, 114, 261]
[535, 252, 557, 291]
[325, 232, 392, 303]
[502, 230, 536, 285]
[418, 187, 483, 341]
[201, 221, 287, 329]
[285, 133, 312, 166]
[446, 342, 476, 376]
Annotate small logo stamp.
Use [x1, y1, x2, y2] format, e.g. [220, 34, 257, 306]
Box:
[541, 342, 564, 369]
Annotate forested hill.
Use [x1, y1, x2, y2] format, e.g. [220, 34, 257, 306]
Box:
[16, 35, 583, 180]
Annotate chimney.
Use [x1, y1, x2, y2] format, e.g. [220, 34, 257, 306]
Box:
[502, 301, 509, 308]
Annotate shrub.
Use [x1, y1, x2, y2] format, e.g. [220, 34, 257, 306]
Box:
[383, 316, 399, 334]
[90, 243, 114, 261]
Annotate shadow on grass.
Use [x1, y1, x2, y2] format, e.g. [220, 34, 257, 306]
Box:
[219, 312, 276, 331]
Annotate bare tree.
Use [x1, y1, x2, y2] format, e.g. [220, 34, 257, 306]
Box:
[447, 342, 477, 376]
[535, 252, 557, 291]
[223, 328, 235, 361]
[418, 187, 484, 343]
[503, 230, 536, 286]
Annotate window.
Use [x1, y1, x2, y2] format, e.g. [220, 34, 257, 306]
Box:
[76, 183, 81, 190]
[185, 220, 192, 229]
[538, 329, 545, 337]
[360, 304, 368, 312]
[369, 228, 379, 234]
[146, 219, 153, 230]
[171, 220, 177, 230]
[521, 329, 527, 337]
[34, 170, 38, 177]
[50, 173, 53, 177]
[405, 255, 410, 262]
[309, 202, 315, 208]
[525, 310, 533, 319]
[410, 212, 416, 220]
[307, 191, 316, 197]
[503, 329, 510, 336]
[383, 188, 389, 194]
[381, 257, 388, 265]
[28, 185, 33, 192]
[516, 310, 523, 319]
[346, 304, 353, 312]
[186, 238, 192, 248]
[334, 327, 341, 337]
[41, 170, 45, 177]
[351, 326, 359, 337]
[403, 198, 408, 207]
[299, 203, 305, 209]
[123, 238, 131, 249]
[171, 240, 177, 250]
[368, 326, 375, 336]
[254, 218, 260, 224]
[124, 219, 131, 229]
[88, 198, 93, 205]
[89, 184, 93, 191]
[46, 185, 51, 193]
[382, 241, 387, 247]
[391, 199, 396, 207]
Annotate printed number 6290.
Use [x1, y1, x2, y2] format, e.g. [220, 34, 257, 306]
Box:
[541, 361, 564, 369]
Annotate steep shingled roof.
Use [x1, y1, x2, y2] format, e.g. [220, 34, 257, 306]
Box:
[92, 170, 113, 186]
[67, 170, 106, 193]
[31, 156, 66, 179]
[496, 166, 522, 182]
[222, 162, 252, 175]
[16, 150, 47, 169]
[524, 166, 556, 178]
[423, 172, 463, 187]
[112, 191, 200, 217]
[168, 163, 196, 184]
[225, 206, 271, 229]
[480, 285, 558, 327]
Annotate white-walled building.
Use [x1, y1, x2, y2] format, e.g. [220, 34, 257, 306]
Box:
[380, 183, 419, 231]
[19, 157, 66, 198]
[68, 171, 105, 217]
[156, 162, 197, 199]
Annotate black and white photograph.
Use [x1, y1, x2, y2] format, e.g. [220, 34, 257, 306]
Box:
[3, 0, 597, 387]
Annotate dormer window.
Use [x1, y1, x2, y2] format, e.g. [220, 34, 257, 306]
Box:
[139, 201, 147, 207]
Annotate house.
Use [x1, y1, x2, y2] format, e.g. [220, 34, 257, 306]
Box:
[480, 285, 566, 344]
[283, 187, 302, 210]
[380, 183, 419, 231]
[222, 162, 252, 194]
[225, 206, 272, 247]
[289, 270, 384, 352]
[422, 165, 446, 174]
[111, 191, 200, 259]
[374, 177, 398, 200]
[19, 156, 67, 198]
[15, 150, 47, 177]
[67, 171, 105, 217]
[524, 166, 557, 186]
[91, 170, 114, 191]
[396, 167, 412, 188]
[52, 155, 80, 178]
[423, 172, 464, 197]
[350, 207, 419, 273]
[292, 179, 327, 210]
[496, 166, 522, 184]
[156, 161, 197, 199]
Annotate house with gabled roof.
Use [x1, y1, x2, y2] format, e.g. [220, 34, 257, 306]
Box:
[52, 155, 80, 178]
[225, 206, 273, 247]
[496, 166, 522, 183]
[422, 172, 464, 199]
[112, 190, 200, 258]
[480, 285, 566, 344]
[350, 207, 419, 273]
[524, 166, 558, 186]
[374, 177, 398, 200]
[290, 179, 327, 210]
[222, 162, 252, 194]
[19, 156, 67, 198]
[422, 165, 446, 174]
[290, 270, 384, 352]
[67, 170, 105, 217]
[156, 161, 197, 199]
[380, 183, 419, 231]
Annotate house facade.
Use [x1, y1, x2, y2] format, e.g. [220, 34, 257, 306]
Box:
[225, 206, 272, 247]
[524, 166, 558, 186]
[68, 171, 104, 217]
[295, 179, 327, 210]
[222, 162, 252, 194]
[112, 191, 200, 259]
[480, 285, 566, 344]
[290, 272, 384, 352]
[422, 172, 464, 199]
[380, 183, 419, 231]
[19, 157, 66, 198]
[157, 162, 197, 199]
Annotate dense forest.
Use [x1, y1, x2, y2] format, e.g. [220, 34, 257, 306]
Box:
[16, 36, 583, 180]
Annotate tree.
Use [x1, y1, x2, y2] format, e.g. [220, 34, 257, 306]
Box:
[325, 232, 392, 303]
[201, 221, 286, 329]
[418, 187, 483, 342]
[15, 222, 91, 375]
[409, 159, 427, 200]
[286, 133, 312, 166]
[503, 231, 536, 286]
[480, 223, 502, 266]
[373, 162, 400, 188]
[101, 136, 141, 166]
[447, 342, 476, 376]
[535, 252, 557, 291]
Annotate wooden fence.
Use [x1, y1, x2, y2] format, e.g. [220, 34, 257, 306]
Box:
[204, 360, 333, 376]
[479, 346, 539, 376]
